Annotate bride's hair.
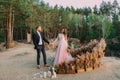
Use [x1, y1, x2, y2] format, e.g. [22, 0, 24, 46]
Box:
[61, 28, 67, 40]
[63, 29, 67, 35]
[61, 28, 67, 35]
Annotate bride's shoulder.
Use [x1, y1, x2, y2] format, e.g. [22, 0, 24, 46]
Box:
[58, 33, 64, 36]
[58, 33, 62, 35]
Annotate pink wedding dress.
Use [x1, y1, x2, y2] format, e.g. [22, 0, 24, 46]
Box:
[54, 33, 74, 66]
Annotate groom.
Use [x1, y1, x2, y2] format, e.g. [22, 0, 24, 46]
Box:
[33, 25, 50, 69]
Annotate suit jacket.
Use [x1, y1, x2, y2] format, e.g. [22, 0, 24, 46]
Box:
[32, 32, 49, 49]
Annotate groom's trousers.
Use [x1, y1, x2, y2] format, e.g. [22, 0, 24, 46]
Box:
[36, 45, 47, 65]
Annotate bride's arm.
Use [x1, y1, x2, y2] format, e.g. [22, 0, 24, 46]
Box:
[64, 34, 68, 42]
[53, 34, 59, 44]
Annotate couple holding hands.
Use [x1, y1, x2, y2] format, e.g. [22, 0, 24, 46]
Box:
[33, 25, 74, 69]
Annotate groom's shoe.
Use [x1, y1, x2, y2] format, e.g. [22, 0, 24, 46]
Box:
[37, 65, 40, 69]
[44, 64, 50, 67]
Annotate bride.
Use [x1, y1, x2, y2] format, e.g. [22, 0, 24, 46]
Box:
[53, 28, 74, 66]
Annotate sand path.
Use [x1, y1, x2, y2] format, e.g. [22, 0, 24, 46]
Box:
[0, 43, 120, 80]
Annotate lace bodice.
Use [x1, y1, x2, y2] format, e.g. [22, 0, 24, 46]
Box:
[58, 33, 65, 41]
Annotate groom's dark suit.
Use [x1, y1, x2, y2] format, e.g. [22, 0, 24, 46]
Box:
[32, 32, 49, 65]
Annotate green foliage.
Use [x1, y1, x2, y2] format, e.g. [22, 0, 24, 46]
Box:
[99, 15, 112, 39]
[87, 13, 101, 40]
[0, 0, 120, 42]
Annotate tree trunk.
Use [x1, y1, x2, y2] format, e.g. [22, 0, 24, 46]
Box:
[11, 10, 14, 41]
[21, 28, 23, 40]
[6, 4, 12, 48]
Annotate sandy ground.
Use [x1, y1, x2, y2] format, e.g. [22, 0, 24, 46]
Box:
[0, 43, 120, 80]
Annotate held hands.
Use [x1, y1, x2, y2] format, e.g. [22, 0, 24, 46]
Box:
[49, 42, 54, 49]
[49, 42, 53, 46]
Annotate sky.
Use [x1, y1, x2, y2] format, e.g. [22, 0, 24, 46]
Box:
[43, 0, 120, 9]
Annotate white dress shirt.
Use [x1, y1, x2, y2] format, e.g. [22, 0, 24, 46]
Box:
[37, 31, 43, 45]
